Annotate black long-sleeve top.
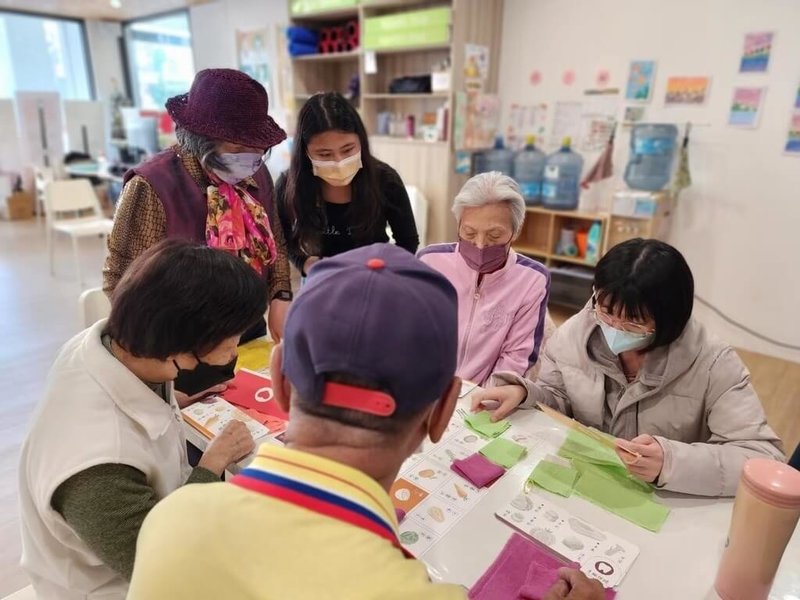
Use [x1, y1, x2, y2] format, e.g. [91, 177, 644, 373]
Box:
[276, 160, 419, 273]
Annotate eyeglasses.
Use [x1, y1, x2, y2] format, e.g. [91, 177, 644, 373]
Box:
[590, 306, 655, 336]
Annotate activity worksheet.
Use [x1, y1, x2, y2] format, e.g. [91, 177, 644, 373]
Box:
[496, 492, 639, 587]
[391, 412, 544, 557]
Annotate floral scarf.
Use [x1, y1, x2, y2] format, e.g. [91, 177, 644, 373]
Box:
[205, 180, 277, 275]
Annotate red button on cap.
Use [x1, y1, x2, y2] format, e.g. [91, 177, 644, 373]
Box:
[367, 258, 385, 270]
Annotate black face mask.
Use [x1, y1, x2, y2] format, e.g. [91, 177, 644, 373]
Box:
[173, 354, 237, 396]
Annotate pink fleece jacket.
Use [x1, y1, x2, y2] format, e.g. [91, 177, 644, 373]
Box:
[419, 243, 550, 386]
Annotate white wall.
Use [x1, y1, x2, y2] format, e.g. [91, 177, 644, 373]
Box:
[189, 0, 291, 175]
[84, 19, 126, 158]
[499, 0, 800, 363]
[190, 0, 289, 122]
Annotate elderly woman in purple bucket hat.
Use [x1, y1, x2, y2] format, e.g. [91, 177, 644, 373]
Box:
[103, 69, 292, 396]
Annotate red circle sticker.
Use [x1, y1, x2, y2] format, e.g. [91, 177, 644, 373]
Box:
[562, 70, 576, 86]
[529, 70, 542, 86]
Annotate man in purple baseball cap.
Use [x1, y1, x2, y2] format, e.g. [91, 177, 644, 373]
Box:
[104, 69, 293, 401]
[128, 244, 602, 599]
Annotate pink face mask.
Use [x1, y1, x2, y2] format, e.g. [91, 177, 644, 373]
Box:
[458, 238, 509, 274]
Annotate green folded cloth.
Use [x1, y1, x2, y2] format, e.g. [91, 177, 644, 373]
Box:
[479, 438, 527, 468]
[528, 460, 580, 497]
[464, 410, 511, 439]
[558, 429, 623, 469]
[573, 465, 671, 532]
[572, 458, 654, 495]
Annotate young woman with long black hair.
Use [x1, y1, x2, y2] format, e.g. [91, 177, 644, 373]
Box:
[276, 92, 419, 275]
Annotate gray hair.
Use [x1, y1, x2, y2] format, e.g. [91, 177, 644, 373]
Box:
[175, 127, 226, 171]
[452, 171, 526, 236]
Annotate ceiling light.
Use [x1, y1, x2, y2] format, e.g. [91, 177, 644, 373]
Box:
[110, 0, 122, 8]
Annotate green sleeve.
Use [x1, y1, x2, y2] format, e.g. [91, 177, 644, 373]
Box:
[51, 463, 220, 581]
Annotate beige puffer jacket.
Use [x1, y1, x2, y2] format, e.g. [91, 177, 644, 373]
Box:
[496, 307, 784, 497]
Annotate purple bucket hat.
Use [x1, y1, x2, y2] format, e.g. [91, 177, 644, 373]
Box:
[166, 68, 287, 150]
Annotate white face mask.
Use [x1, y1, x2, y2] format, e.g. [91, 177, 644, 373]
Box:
[213, 152, 263, 185]
[309, 152, 362, 187]
[599, 321, 654, 355]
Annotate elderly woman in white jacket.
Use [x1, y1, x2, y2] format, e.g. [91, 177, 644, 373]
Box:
[19, 240, 262, 599]
[472, 238, 784, 497]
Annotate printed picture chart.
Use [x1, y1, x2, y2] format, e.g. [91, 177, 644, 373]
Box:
[392, 417, 492, 556]
[391, 413, 545, 557]
[496, 492, 639, 588]
[182, 397, 271, 441]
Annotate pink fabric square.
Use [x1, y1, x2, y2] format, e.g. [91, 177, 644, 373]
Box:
[451, 453, 505, 488]
[469, 533, 616, 600]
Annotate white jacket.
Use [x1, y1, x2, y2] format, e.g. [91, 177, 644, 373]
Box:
[18, 320, 190, 599]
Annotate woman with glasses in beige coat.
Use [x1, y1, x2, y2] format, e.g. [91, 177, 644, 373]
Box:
[472, 239, 784, 497]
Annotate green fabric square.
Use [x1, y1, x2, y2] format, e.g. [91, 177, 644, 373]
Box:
[529, 460, 580, 497]
[464, 411, 511, 439]
[479, 437, 527, 468]
[558, 430, 624, 469]
[573, 465, 671, 532]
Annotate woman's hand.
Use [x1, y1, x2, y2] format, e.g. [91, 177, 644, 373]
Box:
[615, 434, 664, 483]
[470, 385, 527, 422]
[174, 384, 228, 409]
[543, 568, 606, 599]
[267, 298, 291, 342]
[198, 420, 255, 476]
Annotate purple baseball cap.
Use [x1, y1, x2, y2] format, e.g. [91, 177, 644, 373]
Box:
[282, 243, 458, 418]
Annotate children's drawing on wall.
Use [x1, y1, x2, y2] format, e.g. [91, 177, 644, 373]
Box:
[664, 77, 711, 105]
[778, 82, 800, 153]
[237, 29, 273, 96]
[464, 44, 489, 92]
[625, 60, 656, 102]
[506, 103, 548, 150]
[623, 106, 646, 125]
[454, 92, 500, 150]
[728, 87, 766, 128]
[739, 31, 774, 73]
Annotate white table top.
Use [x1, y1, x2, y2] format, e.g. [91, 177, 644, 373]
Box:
[182, 390, 800, 599]
[64, 163, 124, 184]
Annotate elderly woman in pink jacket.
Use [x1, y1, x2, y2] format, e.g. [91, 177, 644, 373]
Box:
[419, 171, 550, 387]
[472, 238, 784, 497]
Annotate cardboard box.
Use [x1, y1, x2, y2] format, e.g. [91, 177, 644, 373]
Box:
[0, 191, 35, 221]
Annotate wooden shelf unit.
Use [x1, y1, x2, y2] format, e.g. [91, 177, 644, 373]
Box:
[286, 0, 504, 244]
[291, 49, 361, 62]
[513, 194, 674, 308]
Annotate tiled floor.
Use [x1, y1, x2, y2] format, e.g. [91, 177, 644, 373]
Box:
[0, 219, 797, 597]
[0, 219, 106, 597]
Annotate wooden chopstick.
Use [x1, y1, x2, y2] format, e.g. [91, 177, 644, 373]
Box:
[536, 403, 641, 461]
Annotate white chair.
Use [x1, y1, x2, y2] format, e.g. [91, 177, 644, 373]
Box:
[405, 185, 429, 247]
[34, 166, 55, 223]
[79, 287, 111, 328]
[45, 179, 114, 287]
[387, 185, 429, 247]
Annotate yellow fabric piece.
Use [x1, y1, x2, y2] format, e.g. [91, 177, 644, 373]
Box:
[235, 338, 274, 373]
[128, 445, 466, 600]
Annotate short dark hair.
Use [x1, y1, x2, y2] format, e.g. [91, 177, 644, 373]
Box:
[175, 126, 226, 171]
[593, 238, 694, 349]
[292, 372, 426, 434]
[107, 239, 268, 359]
